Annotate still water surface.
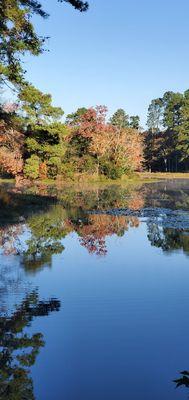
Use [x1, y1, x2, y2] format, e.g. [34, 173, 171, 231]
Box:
[1, 180, 189, 399]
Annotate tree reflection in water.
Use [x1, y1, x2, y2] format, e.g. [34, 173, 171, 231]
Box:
[1, 181, 189, 266]
[147, 223, 189, 256]
[1, 182, 189, 397]
[75, 214, 139, 256]
[0, 290, 60, 399]
[174, 371, 189, 393]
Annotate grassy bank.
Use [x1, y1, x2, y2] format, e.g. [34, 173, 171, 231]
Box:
[139, 172, 189, 180]
[1, 172, 189, 189]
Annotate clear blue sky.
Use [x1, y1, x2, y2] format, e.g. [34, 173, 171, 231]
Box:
[24, 0, 189, 126]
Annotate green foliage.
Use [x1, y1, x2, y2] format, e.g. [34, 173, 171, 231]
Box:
[65, 107, 88, 126]
[24, 207, 66, 270]
[67, 133, 90, 158]
[0, 0, 89, 85]
[130, 115, 140, 130]
[110, 108, 129, 129]
[79, 155, 97, 174]
[18, 85, 70, 179]
[19, 85, 64, 128]
[147, 98, 163, 132]
[145, 89, 189, 172]
[24, 155, 40, 179]
[100, 160, 125, 179]
[60, 162, 75, 179]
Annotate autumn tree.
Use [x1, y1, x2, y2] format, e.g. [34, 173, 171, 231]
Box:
[110, 126, 143, 174]
[71, 106, 114, 175]
[67, 105, 143, 178]
[0, 102, 24, 179]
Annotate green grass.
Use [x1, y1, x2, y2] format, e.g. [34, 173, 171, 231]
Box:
[1, 172, 189, 188]
[139, 172, 189, 180]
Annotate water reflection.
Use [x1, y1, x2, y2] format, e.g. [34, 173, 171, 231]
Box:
[147, 224, 189, 256]
[1, 181, 189, 264]
[0, 290, 60, 399]
[174, 371, 189, 390]
[1, 181, 189, 398]
[75, 214, 139, 256]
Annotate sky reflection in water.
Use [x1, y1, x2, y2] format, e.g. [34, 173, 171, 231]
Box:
[0, 180, 189, 399]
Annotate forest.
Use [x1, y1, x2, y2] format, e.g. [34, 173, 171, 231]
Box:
[0, 0, 189, 183]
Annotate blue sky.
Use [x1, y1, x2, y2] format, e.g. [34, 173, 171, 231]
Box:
[23, 0, 189, 126]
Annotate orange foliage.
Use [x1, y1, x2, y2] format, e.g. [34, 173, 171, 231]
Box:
[0, 120, 24, 177]
[39, 162, 48, 180]
[111, 127, 144, 171]
[75, 106, 143, 171]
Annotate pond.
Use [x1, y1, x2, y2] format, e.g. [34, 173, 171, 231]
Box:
[1, 179, 189, 399]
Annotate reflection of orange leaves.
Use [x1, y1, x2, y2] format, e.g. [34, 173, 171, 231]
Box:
[129, 217, 140, 228]
[75, 214, 140, 256]
[127, 195, 145, 210]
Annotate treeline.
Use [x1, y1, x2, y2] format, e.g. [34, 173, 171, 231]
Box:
[145, 90, 189, 172]
[1, 87, 189, 181]
[0, 90, 143, 181]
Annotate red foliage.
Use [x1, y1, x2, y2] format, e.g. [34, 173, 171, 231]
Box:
[73, 106, 143, 171]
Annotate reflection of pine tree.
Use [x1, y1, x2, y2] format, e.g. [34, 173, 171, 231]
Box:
[174, 370, 189, 391]
[22, 207, 70, 273]
[147, 221, 189, 255]
[0, 291, 60, 399]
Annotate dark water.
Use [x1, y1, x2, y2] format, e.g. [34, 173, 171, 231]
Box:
[1, 180, 189, 399]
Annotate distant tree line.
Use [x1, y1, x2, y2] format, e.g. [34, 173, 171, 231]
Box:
[0, 94, 143, 181]
[2, 85, 189, 181]
[145, 90, 189, 172]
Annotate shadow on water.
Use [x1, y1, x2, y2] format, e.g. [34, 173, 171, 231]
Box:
[0, 290, 60, 399]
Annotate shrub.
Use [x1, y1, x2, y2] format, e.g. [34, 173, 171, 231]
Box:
[60, 163, 75, 179]
[23, 155, 40, 180]
[47, 156, 61, 178]
[79, 155, 97, 174]
[101, 160, 125, 179]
